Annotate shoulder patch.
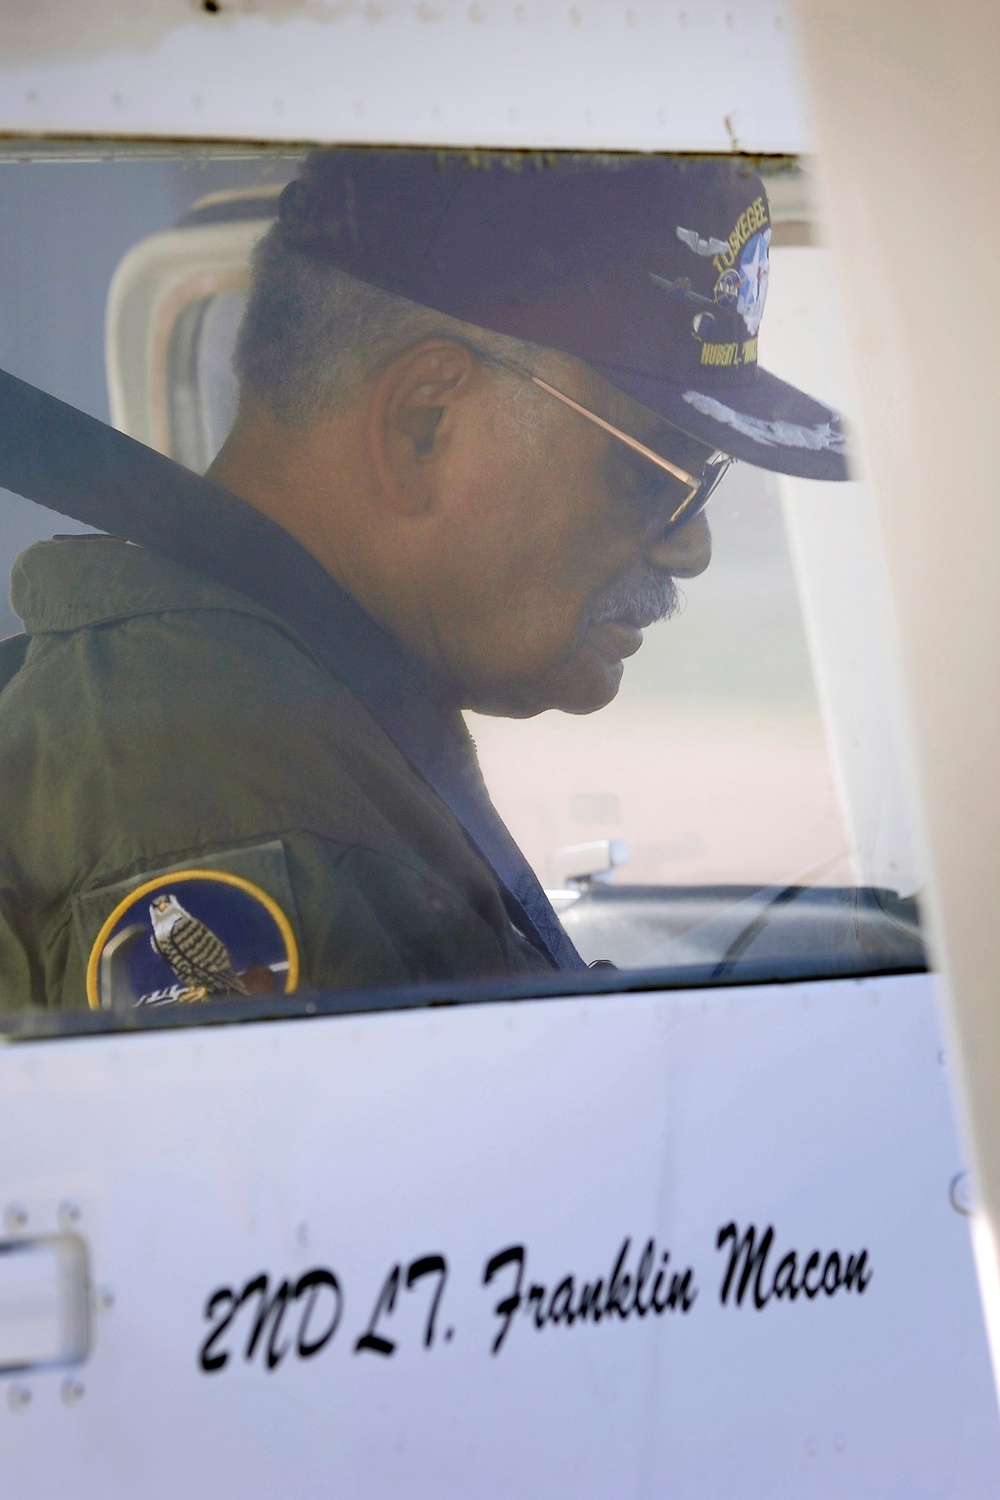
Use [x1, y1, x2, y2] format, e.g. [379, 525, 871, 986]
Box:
[81, 852, 299, 1012]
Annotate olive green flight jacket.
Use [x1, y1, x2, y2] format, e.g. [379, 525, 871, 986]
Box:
[0, 536, 548, 1013]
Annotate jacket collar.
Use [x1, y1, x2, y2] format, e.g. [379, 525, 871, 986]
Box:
[11, 535, 290, 636]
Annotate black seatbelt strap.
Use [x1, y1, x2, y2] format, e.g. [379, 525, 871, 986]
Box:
[0, 368, 585, 972]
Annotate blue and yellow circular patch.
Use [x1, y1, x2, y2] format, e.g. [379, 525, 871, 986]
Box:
[86, 869, 299, 1011]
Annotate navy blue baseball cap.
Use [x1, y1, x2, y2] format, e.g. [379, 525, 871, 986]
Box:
[277, 149, 848, 481]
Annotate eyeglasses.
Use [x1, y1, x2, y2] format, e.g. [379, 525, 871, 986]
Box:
[474, 345, 733, 533]
[525, 371, 732, 533]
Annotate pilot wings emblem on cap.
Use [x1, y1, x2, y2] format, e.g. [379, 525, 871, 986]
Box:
[675, 226, 730, 257]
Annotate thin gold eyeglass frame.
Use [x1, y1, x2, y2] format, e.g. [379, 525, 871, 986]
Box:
[526, 372, 729, 529]
[473, 343, 732, 529]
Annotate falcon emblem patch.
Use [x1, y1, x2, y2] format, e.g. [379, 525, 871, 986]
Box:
[86, 869, 299, 1011]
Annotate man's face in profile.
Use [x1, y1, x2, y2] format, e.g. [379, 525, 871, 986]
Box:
[213, 340, 716, 722]
[418, 357, 714, 720]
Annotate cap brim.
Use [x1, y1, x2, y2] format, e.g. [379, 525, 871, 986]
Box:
[591, 361, 851, 481]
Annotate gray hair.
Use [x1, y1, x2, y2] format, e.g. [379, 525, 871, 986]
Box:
[233, 219, 555, 427]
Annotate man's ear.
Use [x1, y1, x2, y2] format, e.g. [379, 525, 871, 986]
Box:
[368, 339, 479, 517]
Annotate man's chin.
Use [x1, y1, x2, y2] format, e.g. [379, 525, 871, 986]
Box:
[545, 651, 625, 714]
[466, 624, 636, 718]
[544, 619, 642, 713]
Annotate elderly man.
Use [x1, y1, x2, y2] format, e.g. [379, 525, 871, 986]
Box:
[0, 150, 846, 1011]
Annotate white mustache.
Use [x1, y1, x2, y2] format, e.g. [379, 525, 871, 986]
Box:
[588, 566, 679, 630]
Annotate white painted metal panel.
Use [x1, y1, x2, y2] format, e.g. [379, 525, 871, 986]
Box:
[0, 0, 810, 153]
[0, 973, 995, 1495]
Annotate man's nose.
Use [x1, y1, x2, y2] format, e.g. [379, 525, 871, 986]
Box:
[644, 511, 712, 577]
